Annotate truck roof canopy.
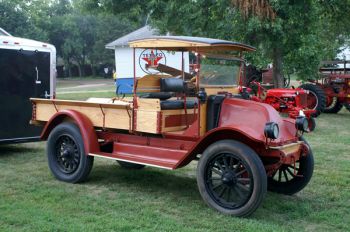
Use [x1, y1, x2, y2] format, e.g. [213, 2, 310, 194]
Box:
[128, 36, 255, 52]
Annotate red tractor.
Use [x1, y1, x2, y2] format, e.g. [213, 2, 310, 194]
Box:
[30, 36, 314, 217]
[245, 82, 317, 131]
[243, 65, 320, 131]
[302, 60, 350, 113]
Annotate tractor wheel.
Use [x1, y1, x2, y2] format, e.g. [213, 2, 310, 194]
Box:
[344, 103, 350, 112]
[308, 117, 316, 132]
[299, 83, 326, 117]
[268, 137, 314, 195]
[323, 97, 343, 113]
[47, 122, 94, 183]
[117, 160, 145, 169]
[197, 140, 267, 217]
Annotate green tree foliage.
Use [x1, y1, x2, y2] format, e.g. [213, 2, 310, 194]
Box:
[149, 0, 350, 85]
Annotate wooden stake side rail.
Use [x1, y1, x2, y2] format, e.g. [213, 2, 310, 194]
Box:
[30, 98, 132, 130]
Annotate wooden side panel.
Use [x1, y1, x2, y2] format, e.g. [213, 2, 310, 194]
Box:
[203, 86, 240, 95]
[32, 99, 131, 130]
[136, 74, 171, 93]
[135, 110, 159, 133]
[137, 98, 160, 111]
[161, 109, 197, 132]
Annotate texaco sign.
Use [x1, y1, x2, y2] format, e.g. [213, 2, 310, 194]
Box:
[139, 49, 167, 74]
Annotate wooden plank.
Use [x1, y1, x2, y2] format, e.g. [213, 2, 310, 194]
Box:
[137, 98, 160, 111]
[203, 86, 240, 95]
[136, 74, 171, 92]
[33, 99, 131, 130]
[135, 110, 159, 133]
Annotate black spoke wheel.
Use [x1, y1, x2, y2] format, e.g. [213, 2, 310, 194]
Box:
[268, 137, 314, 195]
[197, 140, 266, 217]
[47, 122, 94, 183]
[55, 135, 80, 174]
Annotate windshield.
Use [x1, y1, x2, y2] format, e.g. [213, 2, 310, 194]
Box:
[199, 56, 242, 86]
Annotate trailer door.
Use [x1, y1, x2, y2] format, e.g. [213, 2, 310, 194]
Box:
[0, 48, 51, 142]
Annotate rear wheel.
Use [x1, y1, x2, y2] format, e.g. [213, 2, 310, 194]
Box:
[268, 138, 314, 195]
[197, 140, 267, 217]
[299, 83, 326, 117]
[324, 97, 343, 113]
[117, 160, 145, 169]
[47, 122, 94, 183]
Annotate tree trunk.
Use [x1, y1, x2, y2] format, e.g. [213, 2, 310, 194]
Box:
[272, 47, 284, 88]
[66, 58, 72, 77]
[77, 64, 82, 77]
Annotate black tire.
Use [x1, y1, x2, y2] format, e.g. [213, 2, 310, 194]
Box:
[344, 103, 350, 112]
[324, 97, 343, 113]
[268, 137, 314, 195]
[308, 117, 316, 132]
[47, 122, 94, 183]
[117, 160, 145, 169]
[299, 83, 326, 117]
[197, 140, 267, 217]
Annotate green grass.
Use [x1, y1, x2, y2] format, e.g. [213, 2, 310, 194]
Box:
[1, 112, 349, 231]
[1, 89, 350, 231]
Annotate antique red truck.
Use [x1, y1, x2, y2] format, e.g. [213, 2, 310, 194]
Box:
[30, 36, 314, 217]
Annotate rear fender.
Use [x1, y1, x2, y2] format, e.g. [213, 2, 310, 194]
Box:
[175, 127, 265, 168]
[41, 110, 100, 154]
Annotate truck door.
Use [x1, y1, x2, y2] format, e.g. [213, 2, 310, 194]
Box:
[0, 48, 51, 142]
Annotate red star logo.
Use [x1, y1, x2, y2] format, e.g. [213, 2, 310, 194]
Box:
[142, 50, 163, 68]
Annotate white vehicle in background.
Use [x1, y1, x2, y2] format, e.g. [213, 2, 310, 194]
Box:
[0, 28, 56, 144]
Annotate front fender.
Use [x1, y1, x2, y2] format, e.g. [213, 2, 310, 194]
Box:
[219, 98, 298, 144]
[41, 110, 100, 154]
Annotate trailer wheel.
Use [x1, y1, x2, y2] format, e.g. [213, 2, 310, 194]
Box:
[324, 97, 343, 113]
[47, 122, 94, 183]
[268, 137, 314, 195]
[117, 161, 145, 169]
[197, 140, 267, 217]
[299, 84, 326, 117]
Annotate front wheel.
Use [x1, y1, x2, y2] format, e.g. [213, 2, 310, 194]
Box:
[47, 122, 94, 183]
[197, 140, 267, 217]
[268, 138, 314, 195]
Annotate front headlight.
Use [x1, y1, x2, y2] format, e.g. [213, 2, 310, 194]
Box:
[264, 122, 279, 139]
[295, 116, 308, 132]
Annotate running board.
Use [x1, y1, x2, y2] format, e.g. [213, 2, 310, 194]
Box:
[89, 142, 190, 170]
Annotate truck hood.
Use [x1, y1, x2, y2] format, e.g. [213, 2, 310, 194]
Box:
[218, 98, 298, 144]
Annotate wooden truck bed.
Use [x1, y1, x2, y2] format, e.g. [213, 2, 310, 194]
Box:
[30, 97, 197, 134]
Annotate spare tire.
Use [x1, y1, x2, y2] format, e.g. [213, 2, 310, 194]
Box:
[299, 84, 326, 117]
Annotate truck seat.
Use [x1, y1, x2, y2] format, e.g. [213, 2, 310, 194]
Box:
[140, 77, 198, 110]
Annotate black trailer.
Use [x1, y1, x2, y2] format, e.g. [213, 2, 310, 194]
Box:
[0, 29, 56, 144]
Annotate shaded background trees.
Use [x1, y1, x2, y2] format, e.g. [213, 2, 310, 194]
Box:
[1, 0, 349, 82]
